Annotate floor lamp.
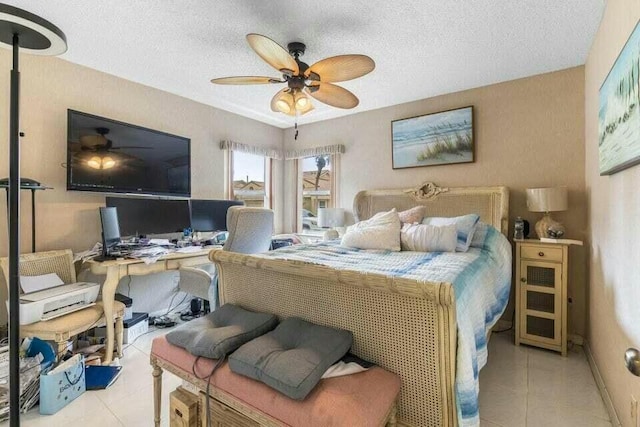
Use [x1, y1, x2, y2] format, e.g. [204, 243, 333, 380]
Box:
[0, 4, 66, 425]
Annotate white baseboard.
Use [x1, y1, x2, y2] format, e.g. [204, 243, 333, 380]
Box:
[569, 333, 584, 346]
[584, 340, 622, 426]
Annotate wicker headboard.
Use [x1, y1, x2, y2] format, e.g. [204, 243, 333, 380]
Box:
[353, 182, 510, 235]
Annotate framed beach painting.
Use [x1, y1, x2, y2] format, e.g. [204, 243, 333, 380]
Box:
[599, 20, 640, 176]
[391, 106, 474, 169]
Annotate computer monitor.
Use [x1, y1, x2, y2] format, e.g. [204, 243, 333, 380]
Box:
[189, 199, 244, 232]
[106, 197, 191, 237]
[99, 207, 121, 256]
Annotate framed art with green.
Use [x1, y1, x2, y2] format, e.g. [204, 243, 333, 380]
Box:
[391, 106, 474, 169]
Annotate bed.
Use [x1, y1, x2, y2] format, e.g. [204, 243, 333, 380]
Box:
[211, 182, 510, 427]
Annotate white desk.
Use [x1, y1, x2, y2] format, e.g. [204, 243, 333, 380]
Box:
[88, 247, 220, 364]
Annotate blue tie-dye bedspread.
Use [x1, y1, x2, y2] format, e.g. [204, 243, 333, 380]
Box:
[261, 223, 512, 427]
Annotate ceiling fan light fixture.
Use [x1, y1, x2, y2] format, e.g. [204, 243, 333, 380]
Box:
[102, 157, 116, 169]
[275, 97, 292, 114]
[295, 93, 309, 109]
[87, 155, 116, 170]
[87, 156, 101, 169]
[212, 33, 373, 120]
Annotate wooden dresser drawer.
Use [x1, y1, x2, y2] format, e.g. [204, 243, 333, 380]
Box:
[521, 246, 563, 262]
[200, 393, 261, 427]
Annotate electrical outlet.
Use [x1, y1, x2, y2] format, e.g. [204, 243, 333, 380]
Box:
[631, 395, 638, 426]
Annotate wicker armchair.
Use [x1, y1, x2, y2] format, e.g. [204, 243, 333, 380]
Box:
[0, 249, 125, 357]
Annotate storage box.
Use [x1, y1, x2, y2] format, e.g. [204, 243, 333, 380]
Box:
[170, 386, 199, 427]
[94, 312, 148, 344]
[115, 293, 133, 321]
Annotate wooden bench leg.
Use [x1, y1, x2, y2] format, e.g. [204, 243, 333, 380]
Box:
[152, 357, 163, 427]
[115, 315, 124, 358]
[386, 404, 398, 427]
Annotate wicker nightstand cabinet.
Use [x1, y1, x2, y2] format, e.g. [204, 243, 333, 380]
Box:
[514, 239, 580, 356]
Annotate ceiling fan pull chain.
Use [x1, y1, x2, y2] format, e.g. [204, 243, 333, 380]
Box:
[294, 108, 300, 140]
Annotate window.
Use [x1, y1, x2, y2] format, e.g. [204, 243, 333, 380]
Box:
[231, 151, 269, 208]
[300, 155, 332, 235]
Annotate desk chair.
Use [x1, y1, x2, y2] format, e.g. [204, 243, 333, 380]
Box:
[0, 249, 125, 357]
[179, 207, 274, 308]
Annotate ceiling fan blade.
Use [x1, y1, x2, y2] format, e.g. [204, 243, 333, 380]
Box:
[305, 55, 375, 83]
[246, 34, 299, 75]
[79, 134, 108, 147]
[305, 83, 359, 109]
[109, 146, 153, 150]
[210, 76, 284, 85]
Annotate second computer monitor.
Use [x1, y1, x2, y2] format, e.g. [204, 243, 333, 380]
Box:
[190, 199, 244, 232]
[106, 197, 192, 237]
[99, 207, 121, 255]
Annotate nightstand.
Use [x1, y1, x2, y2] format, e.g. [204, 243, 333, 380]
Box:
[514, 239, 582, 356]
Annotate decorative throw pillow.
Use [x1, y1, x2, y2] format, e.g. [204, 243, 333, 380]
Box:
[470, 221, 490, 248]
[421, 214, 480, 252]
[341, 209, 401, 251]
[229, 317, 353, 400]
[400, 223, 457, 252]
[398, 206, 426, 224]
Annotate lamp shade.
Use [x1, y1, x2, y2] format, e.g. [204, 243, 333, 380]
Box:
[317, 208, 345, 228]
[526, 187, 568, 212]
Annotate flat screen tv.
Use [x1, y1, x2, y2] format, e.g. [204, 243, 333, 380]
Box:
[67, 110, 191, 197]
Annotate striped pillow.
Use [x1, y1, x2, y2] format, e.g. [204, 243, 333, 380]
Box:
[421, 214, 480, 252]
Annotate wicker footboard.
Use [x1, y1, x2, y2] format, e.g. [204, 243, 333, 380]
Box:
[211, 251, 458, 427]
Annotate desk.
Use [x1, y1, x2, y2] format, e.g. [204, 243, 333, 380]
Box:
[88, 247, 220, 364]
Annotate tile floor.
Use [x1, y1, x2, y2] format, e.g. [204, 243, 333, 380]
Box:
[6, 328, 613, 426]
[7, 327, 182, 427]
[479, 331, 613, 427]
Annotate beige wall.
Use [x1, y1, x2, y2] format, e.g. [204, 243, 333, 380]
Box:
[284, 67, 588, 337]
[0, 51, 284, 321]
[0, 50, 284, 255]
[585, 2, 640, 425]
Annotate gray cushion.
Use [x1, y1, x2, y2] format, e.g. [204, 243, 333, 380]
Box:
[228, 317, 353, 400]
[166, 304, 277, 359]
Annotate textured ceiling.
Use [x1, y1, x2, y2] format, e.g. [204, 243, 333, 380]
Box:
[5, 1, 605, 128]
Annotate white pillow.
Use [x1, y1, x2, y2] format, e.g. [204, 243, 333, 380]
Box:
[422, 214, 480, 252]
[401, 223, 457, 252]
[341, 209, 401, 251]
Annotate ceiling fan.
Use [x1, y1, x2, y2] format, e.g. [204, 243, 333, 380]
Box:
[71, 127, 149, 170]
[211, 34, 375, 118]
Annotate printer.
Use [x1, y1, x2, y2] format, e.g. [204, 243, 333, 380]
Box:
[19, 282, 101, 325]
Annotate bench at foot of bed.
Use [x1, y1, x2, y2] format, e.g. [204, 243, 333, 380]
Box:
[151, 335, 401, 427]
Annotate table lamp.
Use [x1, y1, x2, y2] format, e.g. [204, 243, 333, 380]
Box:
[317, 208, 345, 241]
[526, 187, 568, 238]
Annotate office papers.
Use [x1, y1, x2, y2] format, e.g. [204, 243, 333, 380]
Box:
[128, 246, 170, 264]
[175, 246, 205, 253]
[20, 273, 64, 294]
[74, 243, 102, 263]
[148, 238, 172, 246]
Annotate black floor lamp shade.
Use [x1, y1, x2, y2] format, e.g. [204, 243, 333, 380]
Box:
[0, 4, 66, 53]
[0, 4, 66, 426]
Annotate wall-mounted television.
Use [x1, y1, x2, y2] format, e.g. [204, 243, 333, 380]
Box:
[67, 110, 191, 197]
